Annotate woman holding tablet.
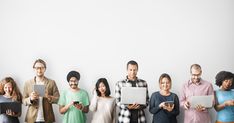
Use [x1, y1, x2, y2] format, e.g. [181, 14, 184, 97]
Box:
[149, 73, 180, 123]
[214, 71, 234, 123]
[0, 77, 22, 123]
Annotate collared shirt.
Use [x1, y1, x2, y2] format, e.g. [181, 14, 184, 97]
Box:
[115, 77, 149, 123]
[180, 79, 214, 123]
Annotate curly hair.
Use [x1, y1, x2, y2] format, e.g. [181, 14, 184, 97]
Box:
[215, 71, 234, 87]
[0, 77, 22, 103]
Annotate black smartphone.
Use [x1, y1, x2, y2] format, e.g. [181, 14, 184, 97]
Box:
[73, 101, 79, 105]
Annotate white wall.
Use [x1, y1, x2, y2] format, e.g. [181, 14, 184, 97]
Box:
[0, 0, 233, 122]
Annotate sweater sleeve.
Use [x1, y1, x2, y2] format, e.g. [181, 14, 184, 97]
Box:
[89, 92, 98, 112]
[149, 93, 162, 114]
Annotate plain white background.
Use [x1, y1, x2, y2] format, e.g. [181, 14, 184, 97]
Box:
[0, 0, 233, 122]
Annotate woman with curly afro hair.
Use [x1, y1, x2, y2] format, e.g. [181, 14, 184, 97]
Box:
[214, 71, 234, 123]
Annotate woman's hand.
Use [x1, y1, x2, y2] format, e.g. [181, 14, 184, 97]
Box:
[165, 104, 174, 112]
[224, 100, 234, 106]
[6, 109, 16, 116]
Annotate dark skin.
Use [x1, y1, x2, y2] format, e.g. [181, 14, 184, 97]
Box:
[59, 77, 89, 114]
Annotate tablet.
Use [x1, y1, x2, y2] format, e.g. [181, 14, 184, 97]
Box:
[189, 95, 213, 108]
[33, 84, 45, 96]
[165, 101, 174, 106]
[120, 87, 147, 105]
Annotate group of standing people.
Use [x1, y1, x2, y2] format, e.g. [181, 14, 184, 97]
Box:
[0, 59, 233, 123]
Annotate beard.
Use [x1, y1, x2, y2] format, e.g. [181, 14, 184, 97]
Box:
[69, 83, 78, 89]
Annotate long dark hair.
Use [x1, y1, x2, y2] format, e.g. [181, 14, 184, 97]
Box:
[95, 78, 111, 97]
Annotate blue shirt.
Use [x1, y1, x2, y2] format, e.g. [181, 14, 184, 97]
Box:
[215, 90, 234, 122]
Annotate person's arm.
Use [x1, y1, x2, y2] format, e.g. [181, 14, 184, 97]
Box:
[214, 96, 234, 111]
[81, 105, 89, 113]
[89, 90, 98, 112]
[149, 93, 162, 114]
[59, 102, 73, 114]
[165, 94, 180, 116]
[180, 83, 190, 110]
[112, 100, 116, 123]
[46, 80, 60, 104]
[76, 90, 89, 113]
[22, 81, 38, 106]
[115, 82, 127, 109]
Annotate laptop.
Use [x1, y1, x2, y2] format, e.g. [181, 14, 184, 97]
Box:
[120, 87, 147, 105]
[189, 95, 213, 108]
[0, 102, 21, 114]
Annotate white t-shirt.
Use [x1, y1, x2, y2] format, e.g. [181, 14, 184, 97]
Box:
[35, 81, 45, 122]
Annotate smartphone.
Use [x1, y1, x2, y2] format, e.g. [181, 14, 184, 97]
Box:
[73, 101, 79, 105]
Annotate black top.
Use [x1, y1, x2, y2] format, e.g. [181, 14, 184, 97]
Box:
[149, 91, 180, 123]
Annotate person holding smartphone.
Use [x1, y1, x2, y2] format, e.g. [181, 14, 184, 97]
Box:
[58, 70, 89, 123]
[214, 71, 234, 123]
[149, 73, 180, 123]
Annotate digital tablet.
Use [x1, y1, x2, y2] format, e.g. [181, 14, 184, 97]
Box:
[33, 84, 45, 96]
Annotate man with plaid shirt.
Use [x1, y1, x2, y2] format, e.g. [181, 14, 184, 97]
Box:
[115, 60, 149, 123]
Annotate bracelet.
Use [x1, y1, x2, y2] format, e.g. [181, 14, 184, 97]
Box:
[223, 103, 227, 107]
[81, 105, 84, 111]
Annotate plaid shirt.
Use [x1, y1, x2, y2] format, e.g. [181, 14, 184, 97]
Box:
[115, 77, 149, 123]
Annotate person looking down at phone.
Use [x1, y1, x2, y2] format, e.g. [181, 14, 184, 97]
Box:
[214, 71, 234, 123]
[58, 70, 89, 123]
[149, 73, 180, 123]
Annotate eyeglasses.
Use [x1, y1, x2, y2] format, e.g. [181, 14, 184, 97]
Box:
[34, 67, 45, 70]
[69, 80, 78, 83]
[191, 73, 201, 77]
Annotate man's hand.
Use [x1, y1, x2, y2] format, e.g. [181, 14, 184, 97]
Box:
[195, 104, 205, 112]
[74, 103, 84, 111]
[128, 103, 140, 109]
[30, 91, 39, 101]
[184, 101, 190, 110]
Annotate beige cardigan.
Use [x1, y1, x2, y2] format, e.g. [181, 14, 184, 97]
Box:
[23, 77, 60, 123]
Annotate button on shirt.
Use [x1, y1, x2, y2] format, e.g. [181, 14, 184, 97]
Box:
[180, 79, 214, 123]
